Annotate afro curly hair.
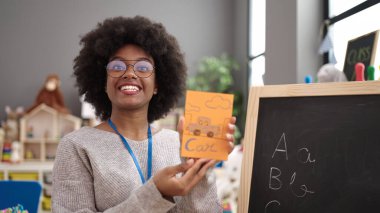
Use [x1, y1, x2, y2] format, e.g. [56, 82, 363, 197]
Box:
[73, 16, 187, 123]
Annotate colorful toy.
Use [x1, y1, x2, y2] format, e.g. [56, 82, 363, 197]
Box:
[0, 204, 28, 213]
[10, 141, 21, 163]
[26, 74, 70, 114]
[2, 140, 12, 162]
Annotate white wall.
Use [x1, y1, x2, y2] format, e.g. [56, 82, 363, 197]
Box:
[297, 0, 324, 83]
[265, 0, 323, 85]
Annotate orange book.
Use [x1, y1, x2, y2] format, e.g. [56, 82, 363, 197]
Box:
[181, 90, 234, 160]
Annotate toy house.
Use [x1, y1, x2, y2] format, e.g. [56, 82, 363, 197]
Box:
[19, 103, 81, 162]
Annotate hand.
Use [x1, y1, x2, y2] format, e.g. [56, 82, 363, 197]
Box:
[153, 158, 216, 197]
[177, 116, 237, 154]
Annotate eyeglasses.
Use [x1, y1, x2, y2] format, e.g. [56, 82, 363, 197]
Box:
[106, 59, 155, 78]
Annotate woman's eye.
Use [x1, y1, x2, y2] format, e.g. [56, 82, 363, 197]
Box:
[107, 61, 126, 71]
[136, 66, 148, 71]
[113, 65, 125, 70]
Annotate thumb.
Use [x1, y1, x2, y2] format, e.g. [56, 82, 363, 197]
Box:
[177, 116, 185, 137]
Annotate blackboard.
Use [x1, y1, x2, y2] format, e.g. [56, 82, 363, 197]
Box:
[238, 81, 380, 213]
[343, 30, 379, 81]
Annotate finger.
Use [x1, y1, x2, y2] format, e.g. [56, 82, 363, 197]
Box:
[225, 131, 235, 153]
[195, 159, 216, 177]
[230, 116, 236, 125]
[226, 133, 235, 143]
[185, 158, 195, 165]
[180, 158, 215, 189]
[227, 117, 236, 134]
[228, 141, 235, 153]
[165, 158, 194, 176]
[181, 158, 210, 181]
[227, 124, 235, 134]
[177, 116, 185, 137]
[186, 159, 217, 189]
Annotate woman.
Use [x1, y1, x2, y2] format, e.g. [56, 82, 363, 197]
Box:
[52, 16, 236, 213]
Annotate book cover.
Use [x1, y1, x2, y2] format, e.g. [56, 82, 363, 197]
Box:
[181, 90, 234, 160]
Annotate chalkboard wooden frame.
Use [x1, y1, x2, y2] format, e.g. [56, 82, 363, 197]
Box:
[343, 30, 379, 81]
[238, 81, 380, 213]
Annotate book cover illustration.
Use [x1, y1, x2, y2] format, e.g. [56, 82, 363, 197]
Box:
[181, 90, 234, 160]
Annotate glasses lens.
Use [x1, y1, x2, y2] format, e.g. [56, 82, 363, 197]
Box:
[106, 60, 126, 77]
[134, 61, 154, 77]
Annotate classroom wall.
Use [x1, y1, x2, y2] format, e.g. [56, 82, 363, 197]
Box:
[232, 0, 249, 130]
[0, 0, 241, 120]
[265, 0, 323, 85]
[297, 0, 324, 83]
[0, 0, 323, 124]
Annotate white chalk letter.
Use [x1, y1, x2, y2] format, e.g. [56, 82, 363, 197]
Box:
[297, 148, 316, 164]
[269, 167, 282, 190]
[272, 133, 288, 160]
[265, 200, 281, 213]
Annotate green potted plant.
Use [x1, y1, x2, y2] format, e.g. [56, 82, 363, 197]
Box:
[187, 54, 243, 142]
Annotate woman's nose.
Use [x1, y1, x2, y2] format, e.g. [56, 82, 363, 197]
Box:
[121, 65, 137, 79]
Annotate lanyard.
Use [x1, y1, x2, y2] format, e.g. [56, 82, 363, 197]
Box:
[108, 119, 153, 184]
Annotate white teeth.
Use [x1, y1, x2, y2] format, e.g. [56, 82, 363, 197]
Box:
[120, 85, 139, 91]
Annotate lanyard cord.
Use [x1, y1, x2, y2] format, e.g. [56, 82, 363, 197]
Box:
[108, 119, 153, 184]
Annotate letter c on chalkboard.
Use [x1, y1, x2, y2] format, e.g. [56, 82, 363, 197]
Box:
[265, 200, 280, 213]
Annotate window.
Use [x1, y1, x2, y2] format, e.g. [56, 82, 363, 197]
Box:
[248, 0, 266, 86]
[328, 1, 380, 71]
[248, 1, 379, 86]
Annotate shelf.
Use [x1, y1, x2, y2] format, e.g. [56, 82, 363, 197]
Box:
[45, 140, 59, 144]
[23, 138, 60, 143]
[0, 162, 54, 212]
[0, 162, 54, 171]
[4, 103, 81, 212]
[23, 139, 43, 143]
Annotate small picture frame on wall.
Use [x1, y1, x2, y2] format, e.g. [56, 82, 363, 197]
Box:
[343, 30, 379, 81]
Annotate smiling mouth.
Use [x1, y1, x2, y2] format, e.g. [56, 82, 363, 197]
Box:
[120, 85, 140, 92]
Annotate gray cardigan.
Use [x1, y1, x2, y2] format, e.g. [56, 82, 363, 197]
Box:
[52, 127, 221, 213]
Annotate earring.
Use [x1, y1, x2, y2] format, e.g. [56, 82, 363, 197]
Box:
[153, 89, 158, 95]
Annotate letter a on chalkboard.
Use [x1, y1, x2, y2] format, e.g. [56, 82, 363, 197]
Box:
[272, 133, 288, 160]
